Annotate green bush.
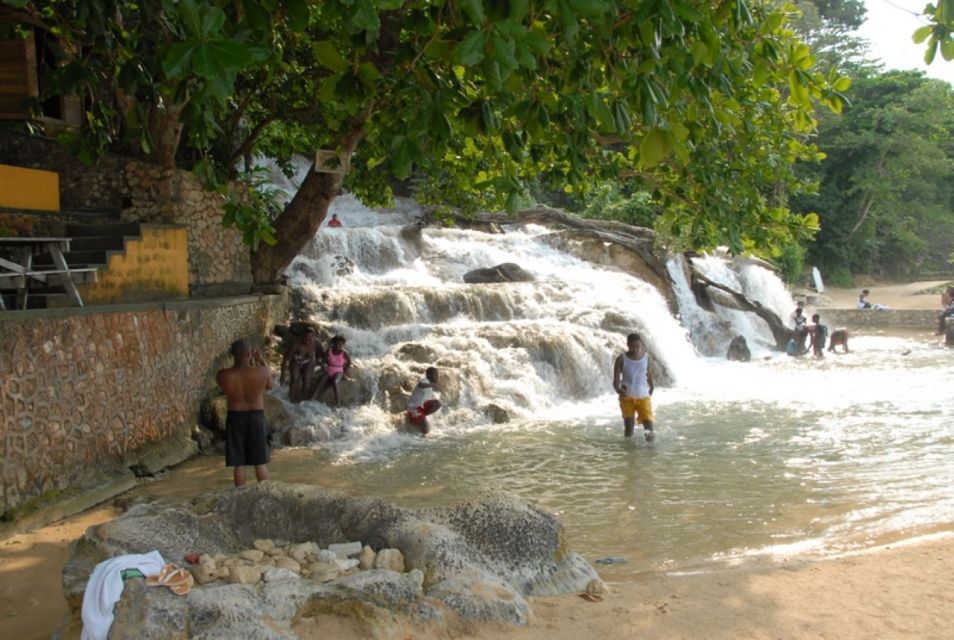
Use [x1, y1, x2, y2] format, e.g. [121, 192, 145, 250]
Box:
[770, 242, 806, 285]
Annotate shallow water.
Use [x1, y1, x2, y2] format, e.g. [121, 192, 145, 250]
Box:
[144, 332, 953, 581]
[152, 194, 954, 581]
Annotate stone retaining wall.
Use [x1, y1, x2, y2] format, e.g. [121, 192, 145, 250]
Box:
[817, 309, 939, 329]
[0, 294, 288, 518]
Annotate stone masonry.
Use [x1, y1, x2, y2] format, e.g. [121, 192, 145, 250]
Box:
[0, 133, 254, 292]
[0, 294, 288, 517]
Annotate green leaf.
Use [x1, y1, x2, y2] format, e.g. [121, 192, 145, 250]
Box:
[460, 0, 484, 25]
[393, 137, 415, 179]
[523, 30, 552, 55]
[588, 93, 615, 130]
[490, 32, 518, 77]
[924, 38, 939, 64]
[832, 76, 851, 92]
[178, 0, 203, 37]
[350, 0, 380, 33]
[639, 128, 668, 168]
[244, 1, 271, 31]
[199, 4, 226, 36]
[286, 0, 310, 31]
[568, 0, 609, 18]
[672, 1, 702, 22]
[357, 62, 382, 87]
[454, 30, 487, 66]
[163, 43, 197, 79]
[941, 38, 954, 61]
[509, 0, 530, 21]
[913, 25, 934, 44]
[314, 41, 349, 72]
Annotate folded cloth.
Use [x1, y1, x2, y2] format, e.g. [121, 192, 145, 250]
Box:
[81, 550, 166, 640]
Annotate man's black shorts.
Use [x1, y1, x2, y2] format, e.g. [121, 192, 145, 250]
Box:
[225, 410, 270, 467]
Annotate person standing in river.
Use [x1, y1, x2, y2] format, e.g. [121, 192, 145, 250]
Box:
[216, 339, 273, 487]
[280, 326, 321, 403]
[613, 333, 655, 441]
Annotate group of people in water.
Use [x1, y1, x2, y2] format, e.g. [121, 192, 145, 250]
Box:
[789, 304, 849, 357]
[216, 325, 446, 485]
[280, 327, 351, 406]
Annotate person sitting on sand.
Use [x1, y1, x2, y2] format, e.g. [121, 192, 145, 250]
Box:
[313, 335, 351, 407]
[857, 289, 888, 310]
[280, 326, 321, 403]
[406, 367, 442, 435]
[828, 329, 849, 354]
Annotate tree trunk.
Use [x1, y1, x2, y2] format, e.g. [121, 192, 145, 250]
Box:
[147, 104, 185, 168]
[249, 166, 345, 283]
[250, 113, 370, 283]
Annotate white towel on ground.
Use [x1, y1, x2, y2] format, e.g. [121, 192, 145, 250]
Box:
[80, 550, 166, 640]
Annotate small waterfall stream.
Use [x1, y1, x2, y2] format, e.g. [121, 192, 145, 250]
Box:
[264, 195, 954, 578]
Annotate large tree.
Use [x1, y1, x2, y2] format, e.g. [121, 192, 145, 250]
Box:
[5, 0, 847, 282]
[793, 70, 954, 280]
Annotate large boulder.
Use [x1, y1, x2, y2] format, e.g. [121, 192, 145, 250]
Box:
[463, 263, 535, 284]
[63, 482, 599, 635]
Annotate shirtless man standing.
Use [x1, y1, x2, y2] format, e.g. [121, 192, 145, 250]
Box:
[217, 339, 273, 487]
[612, 333, 655, 441]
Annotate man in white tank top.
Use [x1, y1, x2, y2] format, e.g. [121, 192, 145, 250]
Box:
[612, 333, 655, 440]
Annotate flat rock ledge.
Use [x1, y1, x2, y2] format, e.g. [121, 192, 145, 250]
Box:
[62, 482, 601, 638]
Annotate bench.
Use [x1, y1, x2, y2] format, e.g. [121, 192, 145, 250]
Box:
[0, 237, 94, 310]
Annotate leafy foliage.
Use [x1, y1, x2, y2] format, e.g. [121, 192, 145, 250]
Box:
[6, 0, 849, 262]
[915, 0, 954, 64]
[792, 70, 954, 278]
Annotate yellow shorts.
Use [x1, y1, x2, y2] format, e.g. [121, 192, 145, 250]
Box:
[619, 396, 653, 424]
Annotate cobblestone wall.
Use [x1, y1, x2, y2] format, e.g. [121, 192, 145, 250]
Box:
[0, 294, 288, 516]
[121, 160, 252, 290]
[818, 309, 939, 329]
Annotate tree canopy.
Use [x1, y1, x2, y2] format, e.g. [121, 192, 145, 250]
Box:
[4, 0, 848, 281]
[792, 70, 954, 281]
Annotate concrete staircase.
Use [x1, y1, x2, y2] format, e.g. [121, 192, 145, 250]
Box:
[2, 222, 138, 309]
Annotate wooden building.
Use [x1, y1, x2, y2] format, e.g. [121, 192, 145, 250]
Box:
[0, 8, 82, 127]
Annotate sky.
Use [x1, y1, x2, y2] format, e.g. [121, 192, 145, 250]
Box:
[856, 0, 954, 84]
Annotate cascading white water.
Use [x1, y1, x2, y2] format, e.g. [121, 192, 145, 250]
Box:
[270, 194, 954, 579]
[285, 195, 702, 444]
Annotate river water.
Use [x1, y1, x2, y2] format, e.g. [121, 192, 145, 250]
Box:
[159, 196, 954, 581]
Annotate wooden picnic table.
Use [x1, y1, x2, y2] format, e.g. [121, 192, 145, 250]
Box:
[0, 237, 90, 310]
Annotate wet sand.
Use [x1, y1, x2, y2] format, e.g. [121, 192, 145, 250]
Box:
[3, 280, 952, 639]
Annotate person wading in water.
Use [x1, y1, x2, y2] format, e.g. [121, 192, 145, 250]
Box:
[612, 332, 655, 441]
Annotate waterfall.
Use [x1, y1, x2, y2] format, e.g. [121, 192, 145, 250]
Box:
[283, 196, 795, 445]
[667, 253, 796, 357]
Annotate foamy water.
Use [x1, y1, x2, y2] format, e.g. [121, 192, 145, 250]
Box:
[228, 195, 954, 578]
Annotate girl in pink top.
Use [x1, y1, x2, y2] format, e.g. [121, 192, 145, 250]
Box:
[315, 335, 351, 407]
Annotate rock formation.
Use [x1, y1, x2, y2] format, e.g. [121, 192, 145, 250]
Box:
[63, 482, 601, 636]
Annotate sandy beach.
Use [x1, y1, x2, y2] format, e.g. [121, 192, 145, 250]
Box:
[1, 282, 951, 639]
[3, 508, 953, 639]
